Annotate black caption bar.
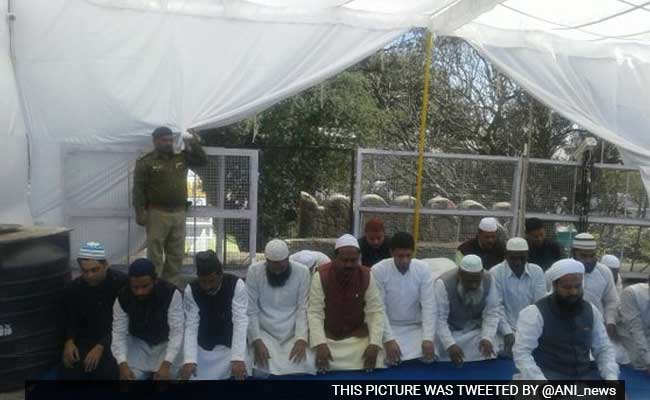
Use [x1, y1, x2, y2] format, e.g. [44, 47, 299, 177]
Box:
[26, 380, 625, 400]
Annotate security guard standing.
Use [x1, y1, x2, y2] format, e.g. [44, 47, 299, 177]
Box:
[133, 126, 207, 285]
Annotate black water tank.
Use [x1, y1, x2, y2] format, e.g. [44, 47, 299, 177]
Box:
[0, 225, 71, 391]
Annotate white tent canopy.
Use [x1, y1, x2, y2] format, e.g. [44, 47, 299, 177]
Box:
[455, 0, 650, 198]
[2, 0, 650, 255]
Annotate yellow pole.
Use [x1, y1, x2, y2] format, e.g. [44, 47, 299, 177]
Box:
[412, 30, 434, 255]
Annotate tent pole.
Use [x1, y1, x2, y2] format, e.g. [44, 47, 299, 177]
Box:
[412, 30, 434, 255]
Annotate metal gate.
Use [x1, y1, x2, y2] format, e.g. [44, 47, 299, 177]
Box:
[354, 148, 650, 271]
[63, 144, 258, 270]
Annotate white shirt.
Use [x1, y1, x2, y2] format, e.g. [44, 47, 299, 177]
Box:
[513, 302, 619, 380]
[246, 261, 310, 343]
[111, 289, 185, 368]
[371, 258, 436, 343]
[618, 283, 650, 366]
[183, 279, 248, 364]
[490, 261, 547, 335]
[434, 274, 503, 350]
[545, 262, 619, 325]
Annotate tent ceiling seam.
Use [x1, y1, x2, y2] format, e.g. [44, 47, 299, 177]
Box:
[554, 0, 650, 30]
[500, 3, 650, 42]
[500, 4, 611, 40]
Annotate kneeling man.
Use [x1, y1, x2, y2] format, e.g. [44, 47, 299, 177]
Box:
[308, 234, 385, 372]
[111, 259, 184, 380]
[371, 232, 436, 365]
[181, 250, 248, 380]
[246, 239, 315, 375]
[434, 255, 503, 366]
[514, 259, 618, 380]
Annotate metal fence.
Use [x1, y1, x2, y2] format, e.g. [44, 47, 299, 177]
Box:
[63, 145, 258, 271]
[354, 148, 650, 273]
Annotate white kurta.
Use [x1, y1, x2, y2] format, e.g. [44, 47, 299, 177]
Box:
[545, 262, 619, 325]
[371, 258, 436, 362]
[513, 302, 619, 380]
[433, 276, 503, 362]
[183, 279, 249, 380]
[490, 262, 547, 335]
[111, 290, 184, 378]
[617, 283, 650, 369]
[246, 261, 315, 375]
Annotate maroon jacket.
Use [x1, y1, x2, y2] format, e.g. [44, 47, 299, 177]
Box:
[318, 263, 371, 340]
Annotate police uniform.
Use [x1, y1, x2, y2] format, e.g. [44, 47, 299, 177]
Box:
[132, 133, 207, 284]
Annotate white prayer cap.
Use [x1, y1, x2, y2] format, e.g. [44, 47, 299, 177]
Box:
[572, 233, 597, 250]
[546, 258, 584, 283]
[506, 237, 529, 252]
[460, 254, 483, 273]
[264, 239, 289, 262]
[335, 234, 360, 250]
[601, 254, 620, 270]
[478, 217, 498, 232]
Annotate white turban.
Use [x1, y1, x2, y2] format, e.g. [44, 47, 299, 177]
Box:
[460, 254, 483, 273]
[546, 258, 584, 283]
[572, 232, 597, 250]
[335, 234, 360, 250]
[506, 237, 529, 252]
[478, 217, 498, 232]
[264, 239, 289, 262]
[601, 254, 620, 270]
[290, 250, 331, 270]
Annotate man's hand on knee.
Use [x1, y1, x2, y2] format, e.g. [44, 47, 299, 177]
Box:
[118, 362, 135, 381]
[62, 339, 80, 369]
[315, 344, 332, 374]
[447, 344, 464, 367]
[363, 344, 381, 372]
[231, 361, 247, 380]
[289, 339, 307, 364]
[179, 363, 196, 381]
[383, 340, 401, 366]
[253, 339, 271, 369]
[153, 361, 172, 381]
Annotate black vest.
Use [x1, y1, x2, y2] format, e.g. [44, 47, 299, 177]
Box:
[533, 295, 594, 379]
[190, 274, 239, 351]
[118, 280, 177, 346]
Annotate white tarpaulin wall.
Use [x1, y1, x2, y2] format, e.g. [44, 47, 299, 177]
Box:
[454, 0, 650, 197]
[4, 0, 650, 257]
[9, 0, 498, 229]
[10, 0, 414, 226]
[0, 0, 31, 224]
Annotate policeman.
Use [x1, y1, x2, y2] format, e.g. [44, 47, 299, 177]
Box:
[133, 126, 207, 285]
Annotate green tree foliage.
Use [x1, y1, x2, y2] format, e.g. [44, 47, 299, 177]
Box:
[202, 29, 627, 248]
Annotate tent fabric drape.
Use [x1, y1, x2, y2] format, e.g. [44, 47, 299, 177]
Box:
[0, 0, 31, 224]
[3, 0, 650, 261]
[455, 1, 650, 195]
[12, 0, 407, 228]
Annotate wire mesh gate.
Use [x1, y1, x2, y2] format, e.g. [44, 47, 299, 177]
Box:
[354, 148, 650, 271]
[63, 145, 258, 271]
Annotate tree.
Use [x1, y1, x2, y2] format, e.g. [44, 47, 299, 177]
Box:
[200, 29, 623, 248]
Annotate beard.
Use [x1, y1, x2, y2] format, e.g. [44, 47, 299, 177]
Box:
[266, 264, 292, 288]
[582, 261, 597, 274]
[457, 283, 484, 308]
[553, 291, 584, 316]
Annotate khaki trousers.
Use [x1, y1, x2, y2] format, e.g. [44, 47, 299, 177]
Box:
[146, 208, 186, 285]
